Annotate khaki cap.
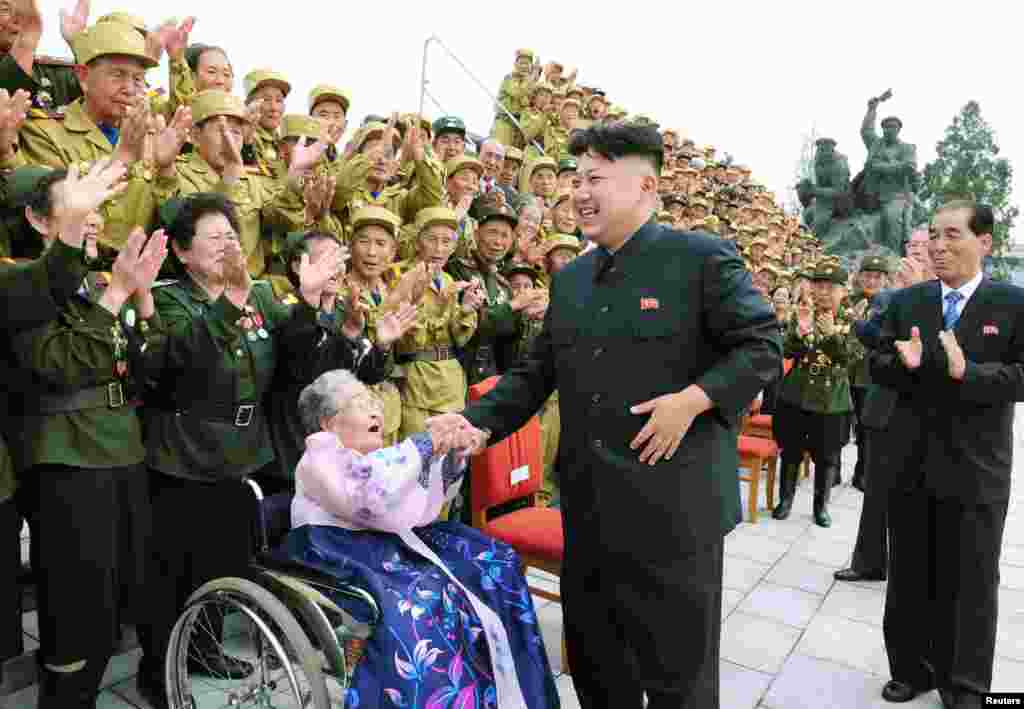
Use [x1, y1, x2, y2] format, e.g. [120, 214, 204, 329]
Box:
[96, 11, 148, 34]
[504, 146, 524, 163]
[561, 97, 581, 110]
[516, 48, 536, 60]
[243, 69, 291, 100]
[280, 114, 322, 141]
[190, 90, 249, 125]
[530, 82, 555, 96]
[308, 84, 351, 114]
[356, 121, 400, 152]
[74, 21, 157, 68]
[445, 155, 484, 179]
[529, 156, 558, 174]
[415, 206, 459, 233]
[657, 210, 675, 222]
[544, 234, 582, 258]
[352, 206, 401, 237]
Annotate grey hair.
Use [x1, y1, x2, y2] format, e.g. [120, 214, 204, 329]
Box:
[297, 369, 367, 435]
[480, 139, 506, 159]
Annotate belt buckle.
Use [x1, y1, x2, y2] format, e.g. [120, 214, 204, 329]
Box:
[107, 382, 125, 408]
[809, 364, 822, 376]
[436, 346, 450, 360]
[235, 404, 255, 427]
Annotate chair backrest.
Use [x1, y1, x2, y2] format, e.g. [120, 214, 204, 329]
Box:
[467, 376, 544, 528]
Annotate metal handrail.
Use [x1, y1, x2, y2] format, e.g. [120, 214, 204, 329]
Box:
[418, 35, 545, 155]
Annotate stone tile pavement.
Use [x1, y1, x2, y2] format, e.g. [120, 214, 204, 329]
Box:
[3, 429, 1023, 708]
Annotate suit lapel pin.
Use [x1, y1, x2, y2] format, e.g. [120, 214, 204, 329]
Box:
[641, 297, 660, 311]
[983, 324, 999, 336]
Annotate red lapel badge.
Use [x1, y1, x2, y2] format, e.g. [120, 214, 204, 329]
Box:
[641, 297, 660, 311]
[983, 324, 999, 336]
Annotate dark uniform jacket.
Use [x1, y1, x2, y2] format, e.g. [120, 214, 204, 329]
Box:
[0, 53, 81, 112]
[464, 223, 781, 561]
[870, 278, 1024, 503]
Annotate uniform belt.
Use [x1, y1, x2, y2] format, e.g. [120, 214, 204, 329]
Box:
[31, 382, 137, 414]
[398, 346, 456, 363]
[174, 401, 260, 427]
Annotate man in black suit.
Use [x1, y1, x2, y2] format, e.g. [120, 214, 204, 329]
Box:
[427, 122, 781, 708]
[870, 201, 1022, 709]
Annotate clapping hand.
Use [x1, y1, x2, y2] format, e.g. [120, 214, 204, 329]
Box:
[424, 413, 490, 458]
[895, 326, 923, 371]
[59, 0, 89, 45]
[297, 244, 345, 309]
[340, 280, 370, 340]
[375, 302, 417, 348]
[0, 89, 32, 158]
[938, 330, 966, 380]
[159, 16, 194, 61]
[288, 136, 327, 178]
[113, 101, 151, 166]
[53, 160, 129, 249]
[303, 173, 337, 223]
[459, 281, 486, 312]
[99, 227, 168, 315]
[852, 298, 870, 322]
[153, 106, 193, 170]
[453, 193, 473, 222]
[399, 114, 426, 164]
[816, 311, 836, 337]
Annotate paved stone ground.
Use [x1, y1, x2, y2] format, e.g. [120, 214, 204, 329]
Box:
[3, 416, 1023, 708]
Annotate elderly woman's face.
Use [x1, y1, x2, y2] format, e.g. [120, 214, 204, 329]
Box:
[175, 212, 238, 282]
[326, 388, 385, 455]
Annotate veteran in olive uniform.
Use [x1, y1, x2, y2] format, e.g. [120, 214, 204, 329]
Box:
[7, 22, 160, 252]
[492, 48, 537, 149]
[0, 186, 92, 668]
[151, 90, 309, 279]
[773, 262, 857, 527]
[242, 68, 290, 178]
[392, 207, 482, 442]
[308, 83, 350, 165]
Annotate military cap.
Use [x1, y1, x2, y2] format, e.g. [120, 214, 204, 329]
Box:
[159, 198, 184, 229]
[243, 69, 291, 100]
[588, 92, 608, 104]
[351, 206, 401, 237]
[557, 157, 577, 174]
[432, 115, 466, 138]
[750, 237, 769, 249]
[445, 155, 484, 179]
[528, 155, 558, 175]
[477, 203, 519, 229]
[663, 194, 687, 208]
[504, 146, 525, 163]
[308, 84, 351, 114]
[544, 234, 582, 258]
[398, 113, 433, 140]
[809, 262, 848, 284]
[859, 255, 890, 273]
[880, 116, 903, 129]
[74, 20, 158, 68]
[355, 121, 401, 152]
[96, 11, 148, 34]
[657, 210, 675, 223]
[689, 158, 706, 170]
[504, 261, 541, 281]
[608, 104, 626, 117]
[190, 90, 249, 126]
[689, 196, 710, 208]
[565, 86, 584, 99]
[280, 114, 322, 141]
[703, 215, 721, 231]
[515, 48, 535, 60]
[415, 206, 459, 233]
[815, 137, 837, 147]
[6, 166, 54, 207]
[530, 82, 555, 96]
[561, 97, 582, 111]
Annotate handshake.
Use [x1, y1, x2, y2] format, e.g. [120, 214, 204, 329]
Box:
[425, 413, 492, 460]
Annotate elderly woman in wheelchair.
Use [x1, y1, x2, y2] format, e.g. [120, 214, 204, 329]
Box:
[164, 369, 558, 708]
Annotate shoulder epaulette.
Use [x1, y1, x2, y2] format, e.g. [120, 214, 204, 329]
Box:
[27, 107, 64, 121]
[35, 55, 76, 67]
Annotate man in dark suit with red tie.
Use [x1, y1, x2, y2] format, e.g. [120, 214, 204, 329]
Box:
[426, 121, 782, 708]
[870, 201, 1023, 709]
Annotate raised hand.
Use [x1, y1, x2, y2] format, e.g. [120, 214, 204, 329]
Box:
[243, 98, 265, 143]
[99, 228, 168, 315]
[297, 246, 345, 308]
[12, 0, 44, 54]
[398, 114, 425, 164]
[453, 193, 473, 222]
[289, 136, 327, 177]
[160, 16, 194, 61]
[53, 160, 129, 249]
[59, 0, 89, 45]
[112, 101, 151, 166]
[816, 311, 836, 337]
[938, 329, 966, 380]
[221, 240, 251, 296]
[460, 281, 486, 312]
[219, 117, 244, 169]
[852, 298, 870, 322]
[895, 325, 923, 371]
[375, 301, 417, 348]
[340, 281, 369, 340]
[153, 106, 192, 169]
[0, 89, 31, 158]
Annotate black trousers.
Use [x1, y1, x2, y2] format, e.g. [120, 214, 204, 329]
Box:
[850, 386, 868, 481]
[139, 471, 260, 680]
[563, 540, 724, 708]
[0, 497, 22, 662]
[884, 490, 1007, 695]
[848, 431, 888, 574]
[773, 401, 850, 469]
[18, 463, 150, 667]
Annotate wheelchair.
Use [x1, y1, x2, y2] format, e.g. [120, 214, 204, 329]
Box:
[162, 479, 379, 708]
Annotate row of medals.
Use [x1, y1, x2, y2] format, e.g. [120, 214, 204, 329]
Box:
[238, 305, 270, 341]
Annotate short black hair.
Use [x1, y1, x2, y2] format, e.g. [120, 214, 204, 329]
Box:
[184, 44, 230, 74]
[937, 199, 995, 236]
[25, 169, 69, 219]
[167, 192, 240, 253]
[568, 121, 664, 175]
[286, 231, 342, 288]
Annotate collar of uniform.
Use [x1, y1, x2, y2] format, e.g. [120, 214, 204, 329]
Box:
[63, 99, 115, 151]
[602, 219, 658, 261]
[183, 274, 214, 303]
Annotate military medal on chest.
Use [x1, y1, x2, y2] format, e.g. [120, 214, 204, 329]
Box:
[111, 323, 129, 377]
[238, 304, 269, 342]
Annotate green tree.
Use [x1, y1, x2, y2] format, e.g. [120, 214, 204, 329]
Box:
[919, 101, 1018, 267]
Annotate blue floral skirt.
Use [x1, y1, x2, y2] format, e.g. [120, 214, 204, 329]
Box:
[281, 521, 560, 708]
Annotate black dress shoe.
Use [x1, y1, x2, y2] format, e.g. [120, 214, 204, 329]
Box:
[187, 651, 255, 679]
[136, 673, 170, 709]
[882, 680, 925, 703]
[834, 567, 887, 582]
[954, 691, 982, 709]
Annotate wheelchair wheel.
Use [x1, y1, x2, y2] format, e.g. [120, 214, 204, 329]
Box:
[165, 577, 331, 708]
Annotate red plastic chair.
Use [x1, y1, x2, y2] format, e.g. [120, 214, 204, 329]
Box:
[737, 435, 779, 522]
[467, 377, 568, 669]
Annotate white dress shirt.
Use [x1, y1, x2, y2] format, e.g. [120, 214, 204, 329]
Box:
[939, 269, 984, 322]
